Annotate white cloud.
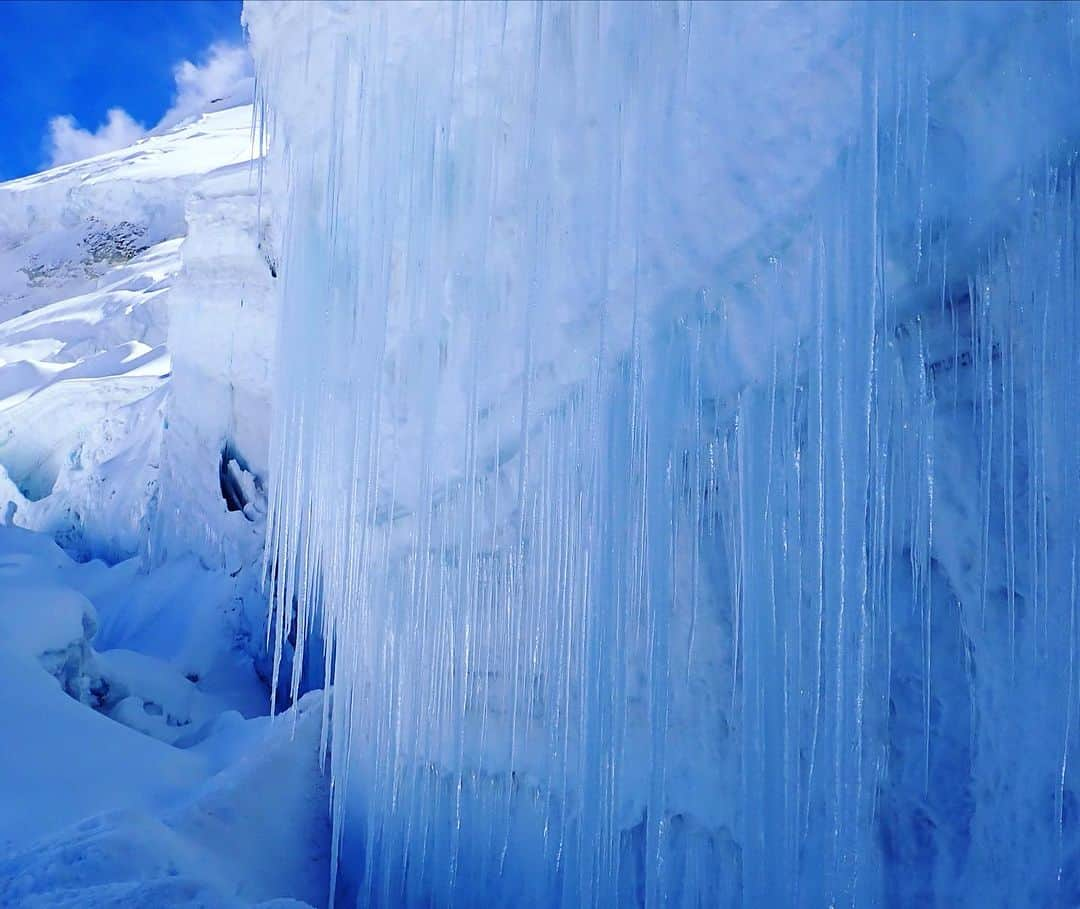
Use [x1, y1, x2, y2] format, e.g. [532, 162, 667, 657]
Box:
[46, 108, 147, 167]
[44, 43, 253, 168]
[157, 43, 254, 131]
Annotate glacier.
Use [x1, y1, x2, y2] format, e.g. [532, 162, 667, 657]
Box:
[4, 0, 1080, 906]
[243, 1, 1080, 907]
[0, 96, 330, 906]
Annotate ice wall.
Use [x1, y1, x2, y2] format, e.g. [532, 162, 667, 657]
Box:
[245, 1, 1080, 905]
[155, 159, 276, 575]
[150, 130, 285, 691]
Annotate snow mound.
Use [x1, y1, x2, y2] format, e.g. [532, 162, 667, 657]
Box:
[0, 527, 328, 907]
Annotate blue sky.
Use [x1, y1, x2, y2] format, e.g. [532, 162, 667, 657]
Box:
[0, 0, 244, 180]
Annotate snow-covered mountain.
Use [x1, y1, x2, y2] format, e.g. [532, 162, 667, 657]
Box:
[0, 102, 273, 564]
[0, 103, 326, 907]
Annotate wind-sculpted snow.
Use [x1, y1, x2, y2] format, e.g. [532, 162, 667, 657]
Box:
[0, 239, 175, 560]
[0, 104, 265, 564]
[0, 61, 329, 909]
[0, 526, 329, 908]
[247, 1, 1080, 906]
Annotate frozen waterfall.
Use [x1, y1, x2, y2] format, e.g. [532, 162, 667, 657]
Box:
[244, 1, 1080, 905]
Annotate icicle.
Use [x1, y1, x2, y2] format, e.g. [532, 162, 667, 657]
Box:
[240, 0, 1080, 905]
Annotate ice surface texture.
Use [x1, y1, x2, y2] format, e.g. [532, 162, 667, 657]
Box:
[246, 1, 1080, 905]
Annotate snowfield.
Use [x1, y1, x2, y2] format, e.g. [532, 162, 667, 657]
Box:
[0, 103, 251, 554]
[0, 102, 324, 907]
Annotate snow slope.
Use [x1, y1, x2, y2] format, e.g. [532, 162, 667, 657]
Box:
[0, 526, 329, 908]
[0, 103, 267, 563]
[0, 104, 256, 321]
[0, 102, 324, 907]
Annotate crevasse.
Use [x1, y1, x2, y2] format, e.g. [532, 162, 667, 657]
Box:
[244, 2, 1080, 905]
